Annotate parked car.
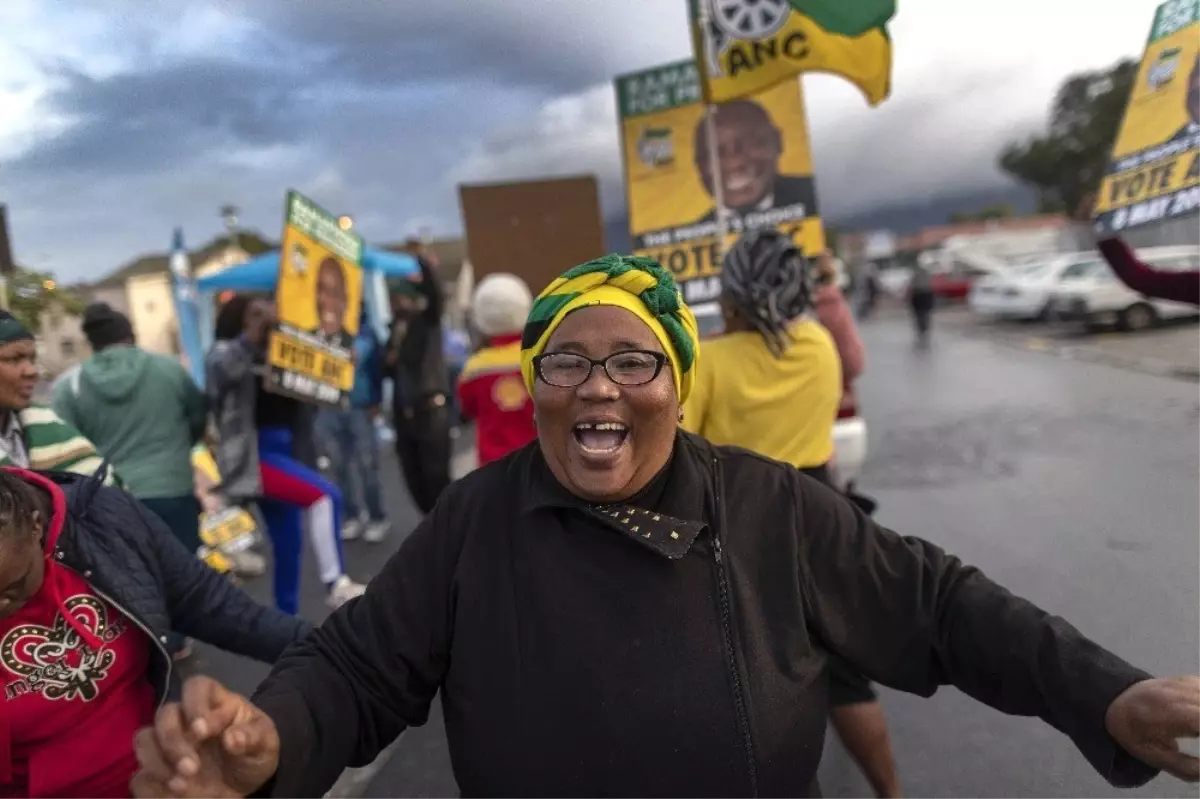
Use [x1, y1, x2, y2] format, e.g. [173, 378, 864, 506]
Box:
[1051, 246, 1200, 332]
[930, 261, 1001, 302]
[969, 253, 1106, 321]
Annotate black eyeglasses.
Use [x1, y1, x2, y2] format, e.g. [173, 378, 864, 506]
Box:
[534, 350, 668, 388]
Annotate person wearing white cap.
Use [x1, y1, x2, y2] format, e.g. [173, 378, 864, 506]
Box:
[457, 273, 537, 466]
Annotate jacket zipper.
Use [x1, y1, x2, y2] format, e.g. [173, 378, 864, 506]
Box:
[59, 558, 173, 708]
[710, 458, 759, 796]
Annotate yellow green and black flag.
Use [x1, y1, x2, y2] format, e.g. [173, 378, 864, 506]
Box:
[690, 0, 895, 106]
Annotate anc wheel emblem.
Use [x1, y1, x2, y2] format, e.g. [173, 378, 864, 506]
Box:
[711, 0, 791, 40]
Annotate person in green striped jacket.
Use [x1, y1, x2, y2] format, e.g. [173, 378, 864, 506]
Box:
[0, 310, 113, 480]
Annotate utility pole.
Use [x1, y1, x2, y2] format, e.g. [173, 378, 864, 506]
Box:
[0, 204, 14, 276]
[219, 204, 240, 251]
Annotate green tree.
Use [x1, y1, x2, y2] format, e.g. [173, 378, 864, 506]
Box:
[999, 58, 1138, 215]
[4, 267, 84, 331]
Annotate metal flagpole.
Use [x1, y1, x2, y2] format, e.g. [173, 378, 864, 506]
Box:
[697, 0, 730, 257]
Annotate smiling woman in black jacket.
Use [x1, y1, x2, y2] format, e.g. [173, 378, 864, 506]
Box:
[133, 257, 1199, 799]
[0, 466, 309, 797]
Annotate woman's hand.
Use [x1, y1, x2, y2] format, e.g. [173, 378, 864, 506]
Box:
[132, 676, 280, 798]
[1106, 676, 1200, 782]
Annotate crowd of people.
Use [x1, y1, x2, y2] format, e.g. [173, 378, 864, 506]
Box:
[0, 229, 1194, 798]
[129, 243, 1196, 799]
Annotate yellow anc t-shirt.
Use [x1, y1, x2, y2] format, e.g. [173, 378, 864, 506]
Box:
[682, 319, 841, 469]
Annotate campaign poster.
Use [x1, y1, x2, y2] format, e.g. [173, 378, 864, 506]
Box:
[1094, 0, 1200, 235]
[266, 190, 364, 407]
[191, 444, 258, 574]
[614, 58, 825, 310]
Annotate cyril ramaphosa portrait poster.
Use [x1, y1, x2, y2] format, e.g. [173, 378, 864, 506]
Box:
[614, 58, 824, 309]
[1095, 0, 1200, 235]
[266, 190, 364, 407]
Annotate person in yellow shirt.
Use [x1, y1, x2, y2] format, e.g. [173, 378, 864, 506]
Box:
[682, 229, 901, 799]
[682, 230, 840, 474]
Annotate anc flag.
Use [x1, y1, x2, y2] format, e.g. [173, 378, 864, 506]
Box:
[690, 0, 895, 107]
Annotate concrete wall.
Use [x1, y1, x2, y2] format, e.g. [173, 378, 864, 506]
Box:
[126, 272, 177, 355]
[37, 301, 90, 379]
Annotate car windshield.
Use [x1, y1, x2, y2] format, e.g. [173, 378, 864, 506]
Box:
[1059, 260, 1104, 280]
[1009, 262, 1052, 279]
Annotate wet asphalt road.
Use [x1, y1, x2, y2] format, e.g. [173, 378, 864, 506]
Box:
[199, 313, 1199, 797]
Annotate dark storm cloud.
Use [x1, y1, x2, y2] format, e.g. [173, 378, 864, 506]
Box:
[807, 65, 1046, 216]
[9, 58, 308, 177]
[228, 1, 687, 95]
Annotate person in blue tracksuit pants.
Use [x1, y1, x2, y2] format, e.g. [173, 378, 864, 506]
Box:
[206, 295, 367, 614]
[315, 313, 391, 543]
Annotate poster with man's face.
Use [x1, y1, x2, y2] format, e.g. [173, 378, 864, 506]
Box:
[266, 190, 364, 407]
[614, 59, 824, 309]
[1094, 0, 1200, 234]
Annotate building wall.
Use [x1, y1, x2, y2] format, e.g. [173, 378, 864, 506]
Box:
[126, 272, 177, 355]
[86, 284, 130, 316]
[123, 245, 250, 356]
[37, 301, 90, 379]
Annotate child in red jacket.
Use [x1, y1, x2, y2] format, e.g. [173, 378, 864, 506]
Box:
[458, 274, 537, 466]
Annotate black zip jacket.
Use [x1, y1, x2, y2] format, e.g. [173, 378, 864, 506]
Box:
[252, 432, 1157, 797]
[387, 255, 448, 409]
[42, 468, 312, 706]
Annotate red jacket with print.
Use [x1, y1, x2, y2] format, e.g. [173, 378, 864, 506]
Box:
[456, 334, 536, 466]
[0, 469, 155, 798]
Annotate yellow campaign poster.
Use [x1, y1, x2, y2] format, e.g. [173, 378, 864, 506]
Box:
[689, 0, 893, 107]
[1094, 0, 1200, 235]
[267, 190, 364, 407]
[615, 58, 824, 309]
[190, 444, 258, 574]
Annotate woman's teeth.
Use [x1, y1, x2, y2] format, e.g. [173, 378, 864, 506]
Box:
[573, 422, 629, 453]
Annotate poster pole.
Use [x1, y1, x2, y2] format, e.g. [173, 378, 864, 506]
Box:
[697, 0, 730, 256]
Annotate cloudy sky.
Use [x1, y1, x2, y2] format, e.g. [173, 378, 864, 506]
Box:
[1, 0, 1153, 282]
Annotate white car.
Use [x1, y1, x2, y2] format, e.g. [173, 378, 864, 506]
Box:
[1052, 246, 1200, 332]
[968, 253, 1105, 321]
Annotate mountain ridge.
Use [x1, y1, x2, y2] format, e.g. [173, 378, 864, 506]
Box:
[602, 184, 1039, 253]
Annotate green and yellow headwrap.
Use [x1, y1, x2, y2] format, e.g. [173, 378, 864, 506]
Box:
[520, 254, 700, 402]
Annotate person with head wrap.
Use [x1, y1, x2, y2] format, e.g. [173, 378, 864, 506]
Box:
[456, 273, 537, 465]
[682, 229, 842, 472]
[682, 230, 899, 795]
[0, 310, 110, 479]
[137, 254, 1199, 798]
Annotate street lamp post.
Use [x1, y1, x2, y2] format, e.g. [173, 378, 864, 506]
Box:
[220, 205, 240, 251]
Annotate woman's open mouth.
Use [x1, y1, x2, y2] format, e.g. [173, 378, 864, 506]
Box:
[572, 421, 629, 462]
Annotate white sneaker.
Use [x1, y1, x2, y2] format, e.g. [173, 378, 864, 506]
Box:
[230, 549, 267, 578]
[363, 519, 390, 543]
[326, 575, 367, 608]
[342, 517, 365, 541]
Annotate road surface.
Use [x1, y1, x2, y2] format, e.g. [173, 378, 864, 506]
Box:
[195, 314, 1199, 797]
